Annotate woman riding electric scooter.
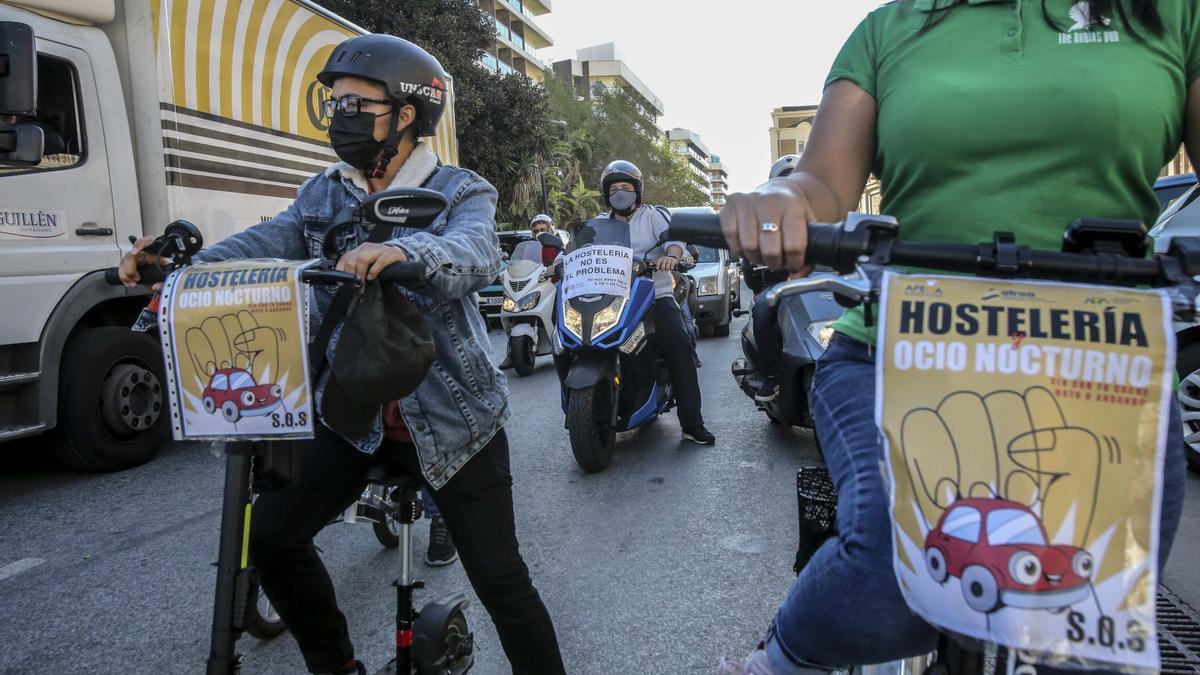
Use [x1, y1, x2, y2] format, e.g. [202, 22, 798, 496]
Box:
[120, 34, 565, 675]
[716, 1, 1195, 671]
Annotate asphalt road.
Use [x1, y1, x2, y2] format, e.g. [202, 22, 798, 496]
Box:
[1, 309, 1198, 674]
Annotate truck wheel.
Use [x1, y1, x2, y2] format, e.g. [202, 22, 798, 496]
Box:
[51, 327, 168, 472]
[509, 335, 536, 377]
[566, 384, 616, 472]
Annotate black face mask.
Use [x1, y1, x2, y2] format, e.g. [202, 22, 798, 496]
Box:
[609, 189, 638, 215]
[329, 111, 387, 170]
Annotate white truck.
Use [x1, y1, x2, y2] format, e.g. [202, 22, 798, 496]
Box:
[0, 0, 459, 470]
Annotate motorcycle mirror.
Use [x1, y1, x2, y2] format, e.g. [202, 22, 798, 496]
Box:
[162, 220, 204, 257]
[537, 232, 565, 251]
[361, 188, 448, 230]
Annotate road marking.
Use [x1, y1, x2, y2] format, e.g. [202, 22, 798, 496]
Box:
[0, 558, 45, 581]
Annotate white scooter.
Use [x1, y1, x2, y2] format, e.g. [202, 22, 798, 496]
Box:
[500, 236, 561, 376]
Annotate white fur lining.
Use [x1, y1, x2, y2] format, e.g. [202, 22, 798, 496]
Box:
[325, 141, 440, 191]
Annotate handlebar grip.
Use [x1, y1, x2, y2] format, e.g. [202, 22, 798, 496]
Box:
[103, 265, 166, 286]
[666, 208, 727, 249]
[376, 261, 427, 285]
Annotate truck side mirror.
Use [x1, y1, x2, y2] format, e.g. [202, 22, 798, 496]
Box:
[0, 22, 36, 116]
[0, 120, 43, 166]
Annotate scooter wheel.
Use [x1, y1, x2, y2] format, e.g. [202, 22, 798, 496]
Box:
[245, 581, 287, 640]
[413, 606, 474, 675]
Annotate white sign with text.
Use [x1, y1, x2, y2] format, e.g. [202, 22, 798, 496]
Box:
[561, 245, 634, 300]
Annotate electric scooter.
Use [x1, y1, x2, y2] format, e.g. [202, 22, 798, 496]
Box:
[670, 208, 1200, 674]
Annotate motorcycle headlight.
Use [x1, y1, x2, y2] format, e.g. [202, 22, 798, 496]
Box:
[698, 276, 719, 296]
[502, 296, 516, 313]
[592, 297, 626, 337]
[516, 291, 542, 312]
[564, 305, 584, 339]
[807, 320, 837, 349]
[619, 321, 646, 354]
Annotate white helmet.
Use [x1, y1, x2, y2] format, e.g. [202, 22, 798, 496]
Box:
[769, 154, 801, 179]
[530, 213, 553, 228]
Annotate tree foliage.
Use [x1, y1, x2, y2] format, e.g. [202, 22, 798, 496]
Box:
[317, 0, 706, 230]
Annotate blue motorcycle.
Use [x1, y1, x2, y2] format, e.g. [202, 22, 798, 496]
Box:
[555, 218, 687, 472]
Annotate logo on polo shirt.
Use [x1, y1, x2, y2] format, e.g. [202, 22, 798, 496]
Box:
[1059, 1, 1120, 45]
[1068, 1, 1111, 31]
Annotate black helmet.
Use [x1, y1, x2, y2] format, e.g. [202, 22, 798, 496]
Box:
[318, 34, 447, 137]
[769, 154, 800, 179]
[601, 160, 643, 209]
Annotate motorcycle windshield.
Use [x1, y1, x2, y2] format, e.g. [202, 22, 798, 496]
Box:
[507, 241, 542, 278]
[571, 217, 632, 250]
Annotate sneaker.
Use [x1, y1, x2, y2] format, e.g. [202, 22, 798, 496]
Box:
[753, 378, 779, 403]
[682, 425, 716, 445]
[715, 649, 777, 675]
[426, 516, 458, 566]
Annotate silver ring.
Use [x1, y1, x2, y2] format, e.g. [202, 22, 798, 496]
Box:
[760, 222, 780, 233]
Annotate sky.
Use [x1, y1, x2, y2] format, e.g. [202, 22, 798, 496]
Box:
[537, 1, 886, 194]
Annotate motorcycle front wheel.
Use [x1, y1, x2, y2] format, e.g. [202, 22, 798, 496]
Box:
[566, 383, 616, 472]
[509, 334, 536, 377]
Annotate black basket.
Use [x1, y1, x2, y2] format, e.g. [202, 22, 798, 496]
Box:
[794, 466, 838, 574]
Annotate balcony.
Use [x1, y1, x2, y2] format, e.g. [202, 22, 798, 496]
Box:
[496, 0, 553, 48]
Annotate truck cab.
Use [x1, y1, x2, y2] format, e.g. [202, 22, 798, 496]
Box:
[0, 2, 155, 470]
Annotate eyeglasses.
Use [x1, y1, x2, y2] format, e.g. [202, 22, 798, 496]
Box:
[322, 95, 393, 119]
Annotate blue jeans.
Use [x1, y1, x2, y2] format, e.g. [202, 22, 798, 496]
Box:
[767, 334, 1187, 672]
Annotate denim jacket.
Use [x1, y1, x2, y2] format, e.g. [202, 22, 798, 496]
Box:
[195, 163, 507, 489]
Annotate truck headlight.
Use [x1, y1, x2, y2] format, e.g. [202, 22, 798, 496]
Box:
[592, 297, 625, 337]
[502, 296, 516, 313]
[807, 320, 837, 349]
[516, 291, 542, 312]
[698, 276, 719, 296]
[564, 305, 584, 338]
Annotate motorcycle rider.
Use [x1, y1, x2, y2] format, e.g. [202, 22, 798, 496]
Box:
[719, 1, 1193, 672]
[119, 34, 564, 675]
[599, 160, 715, 445]
[747, 155, 802, 403]
[499, 213, 561, 370]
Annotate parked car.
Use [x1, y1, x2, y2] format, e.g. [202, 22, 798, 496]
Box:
[1148, 173, 1200, 474]
[924, 499, 1093, 614]
[685, 245, 736, 336]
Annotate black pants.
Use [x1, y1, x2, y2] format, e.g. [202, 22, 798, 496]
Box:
[250, 425, 565, 674]
[653, 297, 704, 429]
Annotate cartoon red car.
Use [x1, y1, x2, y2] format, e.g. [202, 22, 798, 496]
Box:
[924, 498, 1094, 613]
[201, 368, 282, 423]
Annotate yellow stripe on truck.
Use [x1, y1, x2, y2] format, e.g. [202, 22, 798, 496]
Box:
[153, 0, 458, 166]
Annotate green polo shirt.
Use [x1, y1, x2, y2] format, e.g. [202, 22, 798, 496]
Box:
[829, 0, 1200, 345]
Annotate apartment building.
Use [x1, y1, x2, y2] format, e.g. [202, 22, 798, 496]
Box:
[710, 155, 729, 212]
[668, 128, 712, 200]
[478, 0, 554, 81]
[553, 43, 666, 122]
[770, 104, 880, 214]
